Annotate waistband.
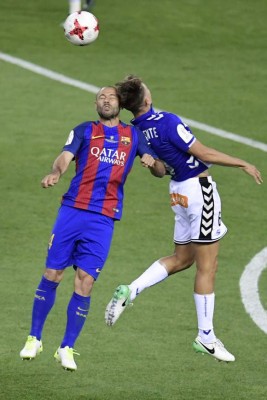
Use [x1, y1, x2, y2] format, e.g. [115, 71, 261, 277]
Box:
[171, 175, 213, 184]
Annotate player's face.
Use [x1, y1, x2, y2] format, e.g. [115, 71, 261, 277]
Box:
[96, 87, 120, 120]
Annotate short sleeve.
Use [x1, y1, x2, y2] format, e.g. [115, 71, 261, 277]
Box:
[62, 124, 85, 156]
[167, 114, 196, 152]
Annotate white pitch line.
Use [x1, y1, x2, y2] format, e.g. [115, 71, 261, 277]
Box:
[0, 52, 100, 94]
[1, 51, 267, 153]
[239, 248, 267, 334]
[179, 117, 267, 153]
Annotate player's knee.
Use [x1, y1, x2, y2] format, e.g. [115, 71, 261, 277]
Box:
[197, 263, 217, 276]
[44, 268, 64, 283]
[167, 255, 194, 274]
[75, 268, 95, 296]
[186, 255, 195, 268]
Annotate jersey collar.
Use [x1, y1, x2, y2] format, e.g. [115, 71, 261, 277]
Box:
[131, 106, 155, 126]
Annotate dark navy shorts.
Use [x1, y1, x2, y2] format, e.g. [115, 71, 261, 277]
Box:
[46, 205, 115, 280]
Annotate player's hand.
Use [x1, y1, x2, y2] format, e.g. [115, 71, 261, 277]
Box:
[41, 172, 61, 188]
[140, 154, 155, 168]
[241, 164, 263, 184]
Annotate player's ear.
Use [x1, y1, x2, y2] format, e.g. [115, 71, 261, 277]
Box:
[144, 95, 152, 107]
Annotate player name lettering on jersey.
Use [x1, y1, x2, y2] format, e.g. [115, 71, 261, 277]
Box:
[91, 146, 126, 166]
[143, 127, 159, 140]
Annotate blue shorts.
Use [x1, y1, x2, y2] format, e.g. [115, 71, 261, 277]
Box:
[46, 205, 115, 280]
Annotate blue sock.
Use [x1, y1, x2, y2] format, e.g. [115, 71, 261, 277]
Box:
[61, 292, 91, 348]
[30, 276, 59, 340]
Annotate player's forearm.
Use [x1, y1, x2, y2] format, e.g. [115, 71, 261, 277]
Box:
[51, 151, 74, 176]
[51, 158, 66, 177]
[190, 141, 249, 168]
[200, 148, 249, 168]
[149, 159, 166, 178]
[41, 151, 74, 188]
[190, 142, 262, 183]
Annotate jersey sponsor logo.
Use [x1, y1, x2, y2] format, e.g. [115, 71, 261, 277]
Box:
[170, 193, 188, 208]
[177, 124, 193, 143]
[91, 146, 126, 166]
[65, 130, 74, 145]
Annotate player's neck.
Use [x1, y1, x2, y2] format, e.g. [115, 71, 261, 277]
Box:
[134, 104, 151, 119]
[100, 116, 120, 127]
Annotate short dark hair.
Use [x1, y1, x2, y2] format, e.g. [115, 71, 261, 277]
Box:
[115, 75, 144, 113]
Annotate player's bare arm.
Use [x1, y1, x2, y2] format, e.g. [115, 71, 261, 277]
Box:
[41, 151, 74, 188]
[150, 159, 166, 178]
[189, 140, 263, 184]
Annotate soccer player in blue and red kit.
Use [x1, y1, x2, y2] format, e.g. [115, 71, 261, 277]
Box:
[105, 75, 263, 363]
[20, 86, 165, 371]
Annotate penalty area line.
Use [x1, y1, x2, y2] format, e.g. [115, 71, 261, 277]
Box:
[0, 51, 267, 153]
[239, 247, 267, 334]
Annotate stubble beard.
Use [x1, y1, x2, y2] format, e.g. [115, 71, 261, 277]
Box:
[97, 106, 120, 121]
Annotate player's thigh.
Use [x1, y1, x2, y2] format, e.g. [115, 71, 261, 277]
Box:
[174, 242, 195, 264]
[193, 241, 220, 271]
[46, 205, 79, 269]
[173, 211, 192, 244]
[170, 179, 197, 244]
[73, 212, 115, 280]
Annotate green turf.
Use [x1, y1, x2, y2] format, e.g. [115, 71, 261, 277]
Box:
[1, 1, 267, 399]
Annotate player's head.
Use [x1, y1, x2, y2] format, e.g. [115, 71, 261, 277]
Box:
[115, 75, 152, 116]
[95, 86, 120, 120]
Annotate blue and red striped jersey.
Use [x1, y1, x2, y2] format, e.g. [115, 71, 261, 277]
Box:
[61, 120, 158, 220]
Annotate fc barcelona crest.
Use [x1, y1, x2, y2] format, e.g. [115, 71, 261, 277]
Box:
[121, 136, 131, 145]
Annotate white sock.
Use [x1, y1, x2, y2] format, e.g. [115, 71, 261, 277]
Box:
[194, 292, 216, 343]
[128, 260, 168, 301]
[69, 0, 81, 13]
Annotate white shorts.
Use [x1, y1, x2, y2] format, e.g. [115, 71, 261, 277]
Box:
[169, 176, 227, 244]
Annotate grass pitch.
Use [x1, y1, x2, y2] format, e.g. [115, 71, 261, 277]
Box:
[0, 1, 267, 399]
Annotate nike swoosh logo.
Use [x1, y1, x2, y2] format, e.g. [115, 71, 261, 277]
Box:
[77, 307, 88, 312]
[198, 341, 215, 354]
[92, 135, 105, 139]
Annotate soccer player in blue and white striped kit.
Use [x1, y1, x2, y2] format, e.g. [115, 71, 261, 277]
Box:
[105, 75, 263, 363]
[20, 86, 165, 371]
